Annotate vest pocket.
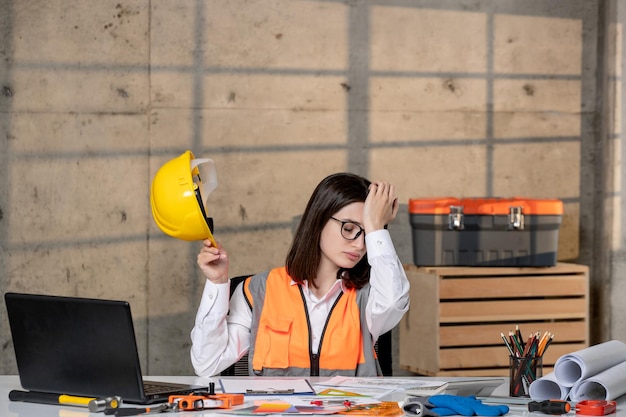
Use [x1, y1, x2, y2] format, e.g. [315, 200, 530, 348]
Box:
[257, 315, 293, 369]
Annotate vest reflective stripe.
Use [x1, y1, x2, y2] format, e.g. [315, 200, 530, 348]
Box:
[243, 267, 380, 376]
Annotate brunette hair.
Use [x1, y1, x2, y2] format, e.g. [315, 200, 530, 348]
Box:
[285, 172, 371, 290]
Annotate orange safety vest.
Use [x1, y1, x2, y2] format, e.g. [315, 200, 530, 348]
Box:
[241, 267, 381, 377]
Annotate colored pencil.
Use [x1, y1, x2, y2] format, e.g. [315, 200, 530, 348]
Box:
[501, 332, 514, 356]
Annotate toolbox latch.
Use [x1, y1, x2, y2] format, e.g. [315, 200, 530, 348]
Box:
[509, 206, 524, 230]
[448, 206, 464, 230]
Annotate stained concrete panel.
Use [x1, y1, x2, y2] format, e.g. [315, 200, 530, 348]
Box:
[202, 74, 347, 111]
[610, 258, 626, 340]
[614, 79, 622, 136]
[149, 74, 194, 109]
[493, 79, 581, 113]
[203, 0, 348, 69]
[612, 194, 622, 252]
[493, 111, 582, 139]
[494, 14, 582, 75]
[151, 73, 348, 110]
[150, 108, 347, 148]
[151, 0, 348, 70]
[200, 109, 348, 147]
[369, 145, 489, 200]
[493, 112, 580, 139]
[5, 0, 149, 112]
[371, 6, 487, 73]
[609, 138, 620, 254]
[370, 77, 487, 112]
[4, 114, 148, 243]
[150, 1, 201, 68]
[2, 242, 147, 301]
[370, 111, 487, 143]
[492, 142, 580, 198]
[10, 1, 148, 65]
[5, 68, 149, 112]
[3, 112, 148, 152]
[7, 156, 144, 241]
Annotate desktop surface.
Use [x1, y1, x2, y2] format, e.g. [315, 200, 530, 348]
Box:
[1, 375, 624, 416]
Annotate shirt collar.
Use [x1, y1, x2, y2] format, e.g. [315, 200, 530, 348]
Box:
[295, 278, 346, 299]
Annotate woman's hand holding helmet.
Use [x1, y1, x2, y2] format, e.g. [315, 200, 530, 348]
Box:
[362, 181, 399, 233]
[197, 239, 229, 284]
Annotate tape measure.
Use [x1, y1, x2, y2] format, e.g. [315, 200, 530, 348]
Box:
[575, 400, 617, 416]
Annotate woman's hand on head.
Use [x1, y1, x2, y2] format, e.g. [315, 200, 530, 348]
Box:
[363, 181, 399, 232]
[197, 239, 229, 284]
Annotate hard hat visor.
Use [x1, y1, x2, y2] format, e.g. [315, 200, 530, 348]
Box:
[191, 158, 217, 218]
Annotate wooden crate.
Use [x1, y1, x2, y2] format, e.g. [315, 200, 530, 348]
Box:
[399, 263, 589, 376]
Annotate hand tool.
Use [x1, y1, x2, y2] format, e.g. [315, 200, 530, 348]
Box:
[528, 400, 571, 414]
[575, 400, 617, 416]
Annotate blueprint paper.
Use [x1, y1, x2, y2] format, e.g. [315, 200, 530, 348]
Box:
[568, 360, 626, 401]
[553, 340, 626, 387]
[529, 372, 571, 401]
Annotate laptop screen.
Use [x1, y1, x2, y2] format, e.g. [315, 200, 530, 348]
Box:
[5, 292, 146, 401]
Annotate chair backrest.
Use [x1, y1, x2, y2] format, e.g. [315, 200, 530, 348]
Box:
[220, 275, 252, 376]
[220, 274, 393, 376]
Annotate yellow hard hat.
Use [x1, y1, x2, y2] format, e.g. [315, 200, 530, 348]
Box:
[150, 150, 218, 244]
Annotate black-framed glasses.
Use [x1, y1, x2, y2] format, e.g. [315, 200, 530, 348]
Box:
[330, 217, 365, 241]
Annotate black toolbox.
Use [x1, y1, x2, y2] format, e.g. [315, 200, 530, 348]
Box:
[409, 197, 563, 266]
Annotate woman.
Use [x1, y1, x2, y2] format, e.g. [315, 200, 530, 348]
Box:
[190, 172, 410, 377]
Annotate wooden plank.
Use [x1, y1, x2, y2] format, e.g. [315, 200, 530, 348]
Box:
[399, 268, 440, 374]
[440, 276, 587, 299]
[439, 321, 588, 346]
[400, 366, 556, 377]
[432, 367, 555, 377]
[439, 343, 587, 369]
[406, 263, 589, 278]
[440, 299, 587, 323]
[433, 369, 511, 377]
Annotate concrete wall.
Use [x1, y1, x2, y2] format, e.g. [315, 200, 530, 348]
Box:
[0, 0, 619, 376]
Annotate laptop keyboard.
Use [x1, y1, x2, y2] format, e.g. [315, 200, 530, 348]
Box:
[143, 382, 186, 394]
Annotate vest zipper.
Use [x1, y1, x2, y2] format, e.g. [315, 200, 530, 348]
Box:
[316, 292, 344, 375]
[298, 286, 344, 376]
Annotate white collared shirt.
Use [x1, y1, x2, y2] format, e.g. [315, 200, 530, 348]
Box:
[190, 229, 410, 377]
[300, 278, 344, 354]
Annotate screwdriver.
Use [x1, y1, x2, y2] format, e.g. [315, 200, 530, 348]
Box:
[528, 400, 571, 414]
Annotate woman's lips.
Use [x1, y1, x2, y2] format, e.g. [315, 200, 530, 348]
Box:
[345, 252, 361, 262]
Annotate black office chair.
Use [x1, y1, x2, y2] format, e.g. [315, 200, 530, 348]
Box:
[221, 275, 251, 376]
[220, 275, 393, 376]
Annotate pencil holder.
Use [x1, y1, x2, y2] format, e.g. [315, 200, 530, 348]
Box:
[509, 356, 543, 397]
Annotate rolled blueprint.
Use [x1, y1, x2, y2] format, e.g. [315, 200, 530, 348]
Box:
[554, 340, 626, 387]
[569, 360, 626, 401]
[529, 372, 571, 400]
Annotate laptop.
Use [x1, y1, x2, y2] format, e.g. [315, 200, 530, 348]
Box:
[5, 292, 207, 404]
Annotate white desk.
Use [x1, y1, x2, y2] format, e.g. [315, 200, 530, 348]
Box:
[0, 375, 623, 416]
